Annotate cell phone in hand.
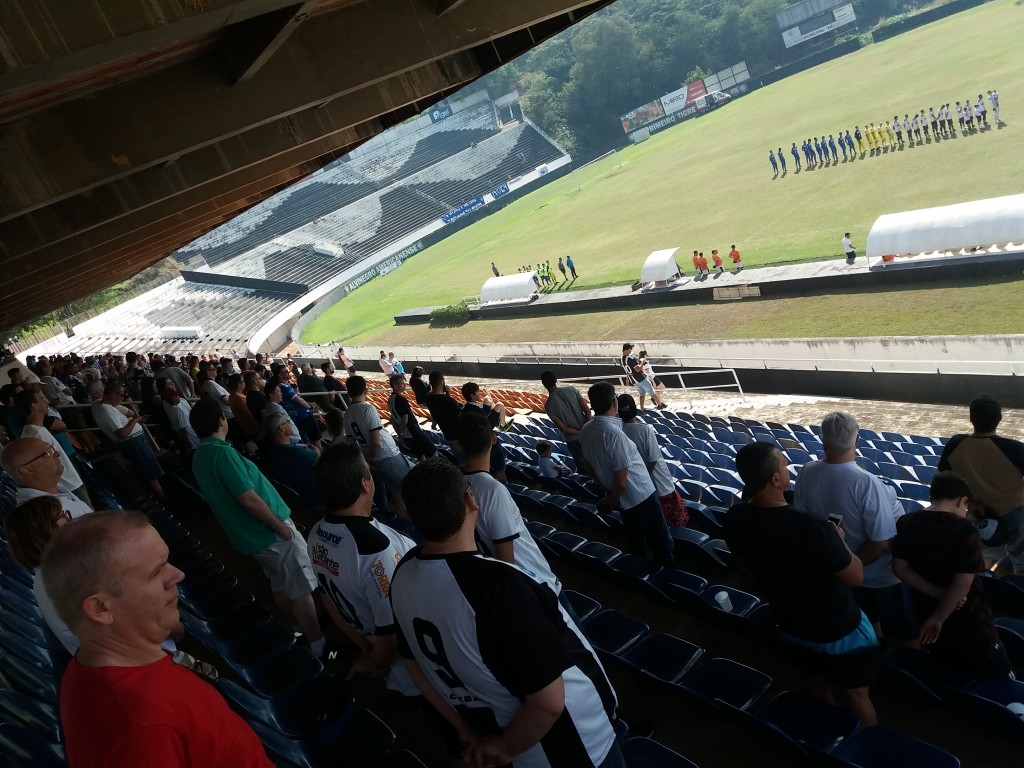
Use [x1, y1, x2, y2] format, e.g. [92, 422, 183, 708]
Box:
[828, 513, 843, 528]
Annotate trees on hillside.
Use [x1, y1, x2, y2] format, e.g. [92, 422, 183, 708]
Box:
[478, 0, 935, 158]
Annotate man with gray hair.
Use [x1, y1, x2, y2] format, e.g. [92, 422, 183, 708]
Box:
[41, 511, 273, 767]
[794, 411, 918, 646]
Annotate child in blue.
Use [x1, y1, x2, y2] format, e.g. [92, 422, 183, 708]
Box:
[828, 135, 838, 163]
[769, 150, 778, 174]
[777, 147, 787, 172]
[791, 143, 801, 170]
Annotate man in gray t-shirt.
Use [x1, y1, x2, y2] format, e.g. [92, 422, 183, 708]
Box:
[541, 371, 591, 473]
[794, 411, 917, 644]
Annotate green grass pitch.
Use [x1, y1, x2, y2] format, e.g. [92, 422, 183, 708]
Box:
[302, 0, 1023, 346]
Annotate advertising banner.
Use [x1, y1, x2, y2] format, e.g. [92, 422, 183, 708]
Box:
[429, 104, 454, 123]
[685, 79, 707, 105]
[782, 2, 855, 47]
[620, 99, 666, 133]
[491, 182, 510, 200]
[442, 196, 486, 224]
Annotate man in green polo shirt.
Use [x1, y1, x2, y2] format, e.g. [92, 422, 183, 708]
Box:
[189, 399, 325, 656]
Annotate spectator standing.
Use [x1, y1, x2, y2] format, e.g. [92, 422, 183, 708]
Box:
[388, 374, 436, 459]
[617, 394, 688, 529]
[579, 382, 673, 566]
[620, 343, 664, 411]
[557, 257, 568, 280]
[725, 443, 880, 726]
[892, 471, 1011, 679]
[938, 394, 1024, 574]
[227, 373, 260, 444]
[408, 366, 430, 405]
[392, 457, 622, 768]
[338, 347, 357, 376]
[40, 511, 273, 767]
[309, 441, 419, 689]
[794, 412, 917, 646]
[379, 351, 395, 376]
[491, 262, 500, 278]
[541, 370, 591, 474]
[189, 399, 325, 656]
[163, 354, 196, 398]
[842, 232, 856, 265]
[424, 371, 464, 443]
[459, 412, 563, 599]
[343, 376, 413, 514]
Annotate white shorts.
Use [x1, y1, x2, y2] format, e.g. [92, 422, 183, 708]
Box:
[252, 518, 317, 600]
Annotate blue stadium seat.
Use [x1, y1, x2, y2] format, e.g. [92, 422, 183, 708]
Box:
[609, 553, 662, 585]
[953, 676, 1024, 739]
[995, 617, 1024, 671]
[829, 725, 961, 767]
[621, 633, 704, 685]
[582, 609, 650, 657]
[0, 723, 67, 768]
[218, 674, 355, 740]
[525, 520, 555, 540]
[878, 463, 918, 482]
[0, 653, 59, 703]
[0, 630, 69, 675]
[895, 481, 930, 501]
[648, 568, 709, 610]
[675, 657, 773, 713]
[620, 737, 700, 768]
[249, 707, 395, 768]
[380, 750, 429, 768]
[232, 646, 325, 697]
[899, 498, 926, 514]
[537, 531, 587, 564]
[562, 590, 602, 623]
[877, 648, 964, 704]
[675, 479, 707, 504]
[914, 464, 938, 483]
[978, 573, 1024, 619]
[0, 689, 61, 743]
[574, 541, 623, 573]
[700, 585, 761, 620]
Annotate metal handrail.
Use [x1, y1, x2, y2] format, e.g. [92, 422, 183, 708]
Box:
[560, 367, 744, 410]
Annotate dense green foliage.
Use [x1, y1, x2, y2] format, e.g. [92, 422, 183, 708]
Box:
[478, 0, 937, 157]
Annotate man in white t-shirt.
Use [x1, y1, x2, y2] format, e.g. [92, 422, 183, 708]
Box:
[794, 411, 918, 645]
[617, 394, 688, 529]
[457, 411, 562, 598]
[35, 358, 76, 408]
[1, 437, 94, 519]
[308, 441, 418, 693]
[842, 233, 856, 265]
[91, 380, 166, 497]
[343, 376, 413, 514]
[13, 389, 92, 507]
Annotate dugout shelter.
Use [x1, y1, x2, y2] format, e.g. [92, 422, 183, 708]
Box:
[640, 248, 684, 288]
[866, 194, 1024, 266]
[479, 273, 538, 305]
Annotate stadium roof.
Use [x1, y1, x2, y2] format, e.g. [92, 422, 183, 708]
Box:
[0, 0, 612, 331]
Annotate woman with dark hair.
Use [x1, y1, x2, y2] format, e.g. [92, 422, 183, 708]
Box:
[408, 366, 429, 405]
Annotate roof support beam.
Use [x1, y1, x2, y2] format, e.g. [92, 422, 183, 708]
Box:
[220, 1, 318, 85]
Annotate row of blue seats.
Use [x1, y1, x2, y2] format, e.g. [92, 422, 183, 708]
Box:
[524, 506, 1024, 749]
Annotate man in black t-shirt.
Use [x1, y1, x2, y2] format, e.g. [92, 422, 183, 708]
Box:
[892, 471, 1011, 679]
[388, 374, 435, 459]
[423, 371, 463, 442]
[725, 442, 880, 726]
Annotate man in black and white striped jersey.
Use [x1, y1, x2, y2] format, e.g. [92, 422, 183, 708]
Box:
[393, 457, 624, 768]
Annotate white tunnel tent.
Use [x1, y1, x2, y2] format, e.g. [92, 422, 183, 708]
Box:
[640, 248, 683, 287]
[866, 194, 1024, 266]
[479, 272, 538, 305]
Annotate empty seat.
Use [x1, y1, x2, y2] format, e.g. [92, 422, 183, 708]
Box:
[621, 633, 704, 685]
[620, 737, 700, 768]
[562, 590, 602, 623]
[829, 725, 961, 767]
[583, 609, 650, 657]
[676, 657, 773, 713]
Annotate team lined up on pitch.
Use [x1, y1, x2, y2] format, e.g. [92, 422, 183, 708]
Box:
[769, 89, 1002, 175]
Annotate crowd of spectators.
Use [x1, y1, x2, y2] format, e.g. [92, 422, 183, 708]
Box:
[1, 342, 1021, 765]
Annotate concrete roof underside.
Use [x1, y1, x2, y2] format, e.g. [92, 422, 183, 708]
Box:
[0, 0, 612, 330]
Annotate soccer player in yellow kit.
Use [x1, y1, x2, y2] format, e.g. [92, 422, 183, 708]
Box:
[865, 124, 876, 152]
[883, 120, 895, 148]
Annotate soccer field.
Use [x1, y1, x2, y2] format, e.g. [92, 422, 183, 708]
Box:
[302, 0, 1023, 346]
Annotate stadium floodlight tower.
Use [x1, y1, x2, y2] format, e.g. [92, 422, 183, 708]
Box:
[479, 272, 539, 306]
[639, 248, 684, 289]
[866, 193, 1024, 268]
